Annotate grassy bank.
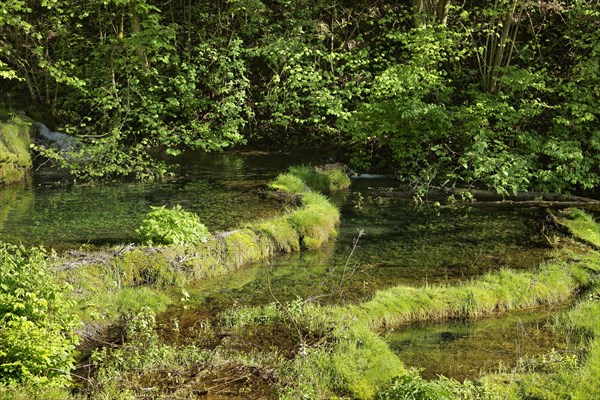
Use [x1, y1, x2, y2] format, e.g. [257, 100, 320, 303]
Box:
[0, 113, 33, 184]
[74, 211, 600, 399]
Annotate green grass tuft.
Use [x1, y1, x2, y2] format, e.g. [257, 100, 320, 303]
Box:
[321, 168, 352, 191]
[289, 194, 340, 250]
[252, 215, 300, 253]
[332, 324, 406, 399]
[288, 165, 331, 193]
[269, 172, 308, 194]
[559, 209, 600, 248]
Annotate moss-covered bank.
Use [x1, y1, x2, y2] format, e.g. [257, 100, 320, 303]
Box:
[58, 165, 349, 320]
[70, 211, 599, 400]
[10, 165, 600, 399]
[0, 114, 33, 184]
[210, 212, 600, 399]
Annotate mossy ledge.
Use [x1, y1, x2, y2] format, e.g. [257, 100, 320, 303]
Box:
[58, 165, 348, 316]
[0, 113, 34, 184]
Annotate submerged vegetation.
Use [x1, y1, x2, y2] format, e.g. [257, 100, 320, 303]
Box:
[3, 160, 600, 399]
[58, 165, 347, 320]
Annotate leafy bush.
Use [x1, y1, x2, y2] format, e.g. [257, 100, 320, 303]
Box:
[136, 205, 211, 246]
[0, 243, 80, 386]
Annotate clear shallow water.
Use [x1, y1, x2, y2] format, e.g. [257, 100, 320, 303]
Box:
[386, 305, 573, 381]
[1, 149, 550, 297]
[185, 178, 550, 309]
[0, 150, 325, 246]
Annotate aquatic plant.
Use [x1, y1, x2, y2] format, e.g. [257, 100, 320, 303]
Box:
[136, 205, 211, 246]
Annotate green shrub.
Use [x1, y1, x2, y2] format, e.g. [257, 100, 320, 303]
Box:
[0, 243, 80, 386]
[136, 205, 211, 246]
[0, 385, 75, 400]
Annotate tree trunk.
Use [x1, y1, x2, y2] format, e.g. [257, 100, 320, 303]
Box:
[129, 2, 147, 65]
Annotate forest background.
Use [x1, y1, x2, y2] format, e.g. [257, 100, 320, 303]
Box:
[1, 0, 599, 195]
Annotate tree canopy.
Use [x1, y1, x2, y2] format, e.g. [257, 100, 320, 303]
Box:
[1, 0, 599, 194]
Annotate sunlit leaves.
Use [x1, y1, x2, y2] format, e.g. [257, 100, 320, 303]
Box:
[0, 244, 80, 386]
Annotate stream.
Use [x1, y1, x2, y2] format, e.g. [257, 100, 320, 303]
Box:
[0, 149, 561, 381]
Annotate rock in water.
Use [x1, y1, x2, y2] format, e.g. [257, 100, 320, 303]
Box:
[36, 122, 76, 152]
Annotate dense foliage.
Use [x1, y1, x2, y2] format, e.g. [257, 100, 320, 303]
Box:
[0, 243, 79, 386]
[1, 0, 599, 193]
